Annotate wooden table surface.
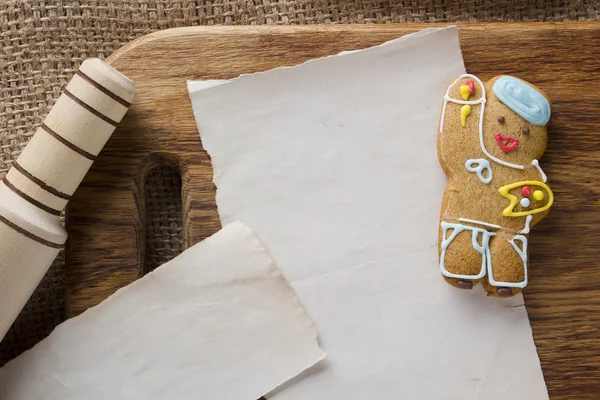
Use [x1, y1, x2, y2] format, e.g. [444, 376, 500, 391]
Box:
[65, 23, 600, 399]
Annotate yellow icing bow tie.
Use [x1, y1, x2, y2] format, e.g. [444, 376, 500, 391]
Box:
[498, 181, 554, 217]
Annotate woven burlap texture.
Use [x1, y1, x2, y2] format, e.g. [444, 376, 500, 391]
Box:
[1, 0, 599, 366]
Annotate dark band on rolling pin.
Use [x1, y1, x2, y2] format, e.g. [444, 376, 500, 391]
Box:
[40, 124, 97, 161]
[76, 70, 132, 108]
[12, 161, 71, 200]
[0, 214, 63, 249]
[64, 89, 119, 127]
[3, 177, 63, 216]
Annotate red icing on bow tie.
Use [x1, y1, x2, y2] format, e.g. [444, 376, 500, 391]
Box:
[466, 79, 475, 94]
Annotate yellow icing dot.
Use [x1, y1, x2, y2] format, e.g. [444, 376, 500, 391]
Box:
[460, 105, 471, 127]
[533, 190, 544, 201]
[460, 85, 471, 100]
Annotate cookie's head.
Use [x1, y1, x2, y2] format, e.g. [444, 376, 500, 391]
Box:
[483, 76, 551, 165]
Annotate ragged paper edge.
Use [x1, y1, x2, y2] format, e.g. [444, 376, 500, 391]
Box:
[0, 222, 326, 400]
[187, 31, 542, 392]
[170, 222, 327, 397]
[223, 222, 326, 367]
[66, 221, 326, 348]
[187, 26, 459, 95]
[186, 27, 464, 267]
[187, 26, 530, 313]
[186, 26, 547, 398]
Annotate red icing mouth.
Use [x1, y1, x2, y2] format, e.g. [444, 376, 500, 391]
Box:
[494, 133, 519, 152]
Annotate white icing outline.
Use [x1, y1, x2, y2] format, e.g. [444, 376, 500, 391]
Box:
[465, 158, 493, 184]
[440, 222, 493, 280]
[440, 74, 526, 170]
[440, 222, 529, 289]
[487, 235, 528, 289]
[531, 159, 547, 182]
[458, 217, 501, 229]
[521, 215, 533, 234]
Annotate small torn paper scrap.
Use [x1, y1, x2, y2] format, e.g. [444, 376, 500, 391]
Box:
[0, 222, 325, 400]
[189, 27, 548, 400]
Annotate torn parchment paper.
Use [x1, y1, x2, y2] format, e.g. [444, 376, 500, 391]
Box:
[0, 222, 325, 400]
[189, 27, 548, 400]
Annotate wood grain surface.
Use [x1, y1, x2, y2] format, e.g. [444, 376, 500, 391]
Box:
[65, 23, 600, 399]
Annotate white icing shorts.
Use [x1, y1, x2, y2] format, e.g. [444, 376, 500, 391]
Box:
[440, 221, 528, 288]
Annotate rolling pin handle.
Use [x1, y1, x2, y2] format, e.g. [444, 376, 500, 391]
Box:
[0, 58, 135, 342]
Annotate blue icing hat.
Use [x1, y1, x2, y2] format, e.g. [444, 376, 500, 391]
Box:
[492, 76, 551, 126]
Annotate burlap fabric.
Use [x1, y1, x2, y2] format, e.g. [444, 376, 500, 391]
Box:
[0, 0, 599, 366]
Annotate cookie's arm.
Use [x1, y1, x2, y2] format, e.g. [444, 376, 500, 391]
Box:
[521, 215, 533, 233]
[531, 159, 547, 183]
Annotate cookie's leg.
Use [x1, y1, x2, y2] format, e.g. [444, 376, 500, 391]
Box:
[439, 222, 488, 290]
[482, 234, 528, 298]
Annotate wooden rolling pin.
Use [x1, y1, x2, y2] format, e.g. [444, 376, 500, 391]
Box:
[0, 59, 135, 341]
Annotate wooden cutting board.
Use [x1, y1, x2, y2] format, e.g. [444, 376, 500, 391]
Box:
[65, 23, 600, 399]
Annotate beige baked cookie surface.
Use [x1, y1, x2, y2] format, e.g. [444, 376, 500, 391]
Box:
[437, 74, 553, 297]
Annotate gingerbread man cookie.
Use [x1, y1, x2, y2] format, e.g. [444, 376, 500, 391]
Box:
[438, 74, 553, 298]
